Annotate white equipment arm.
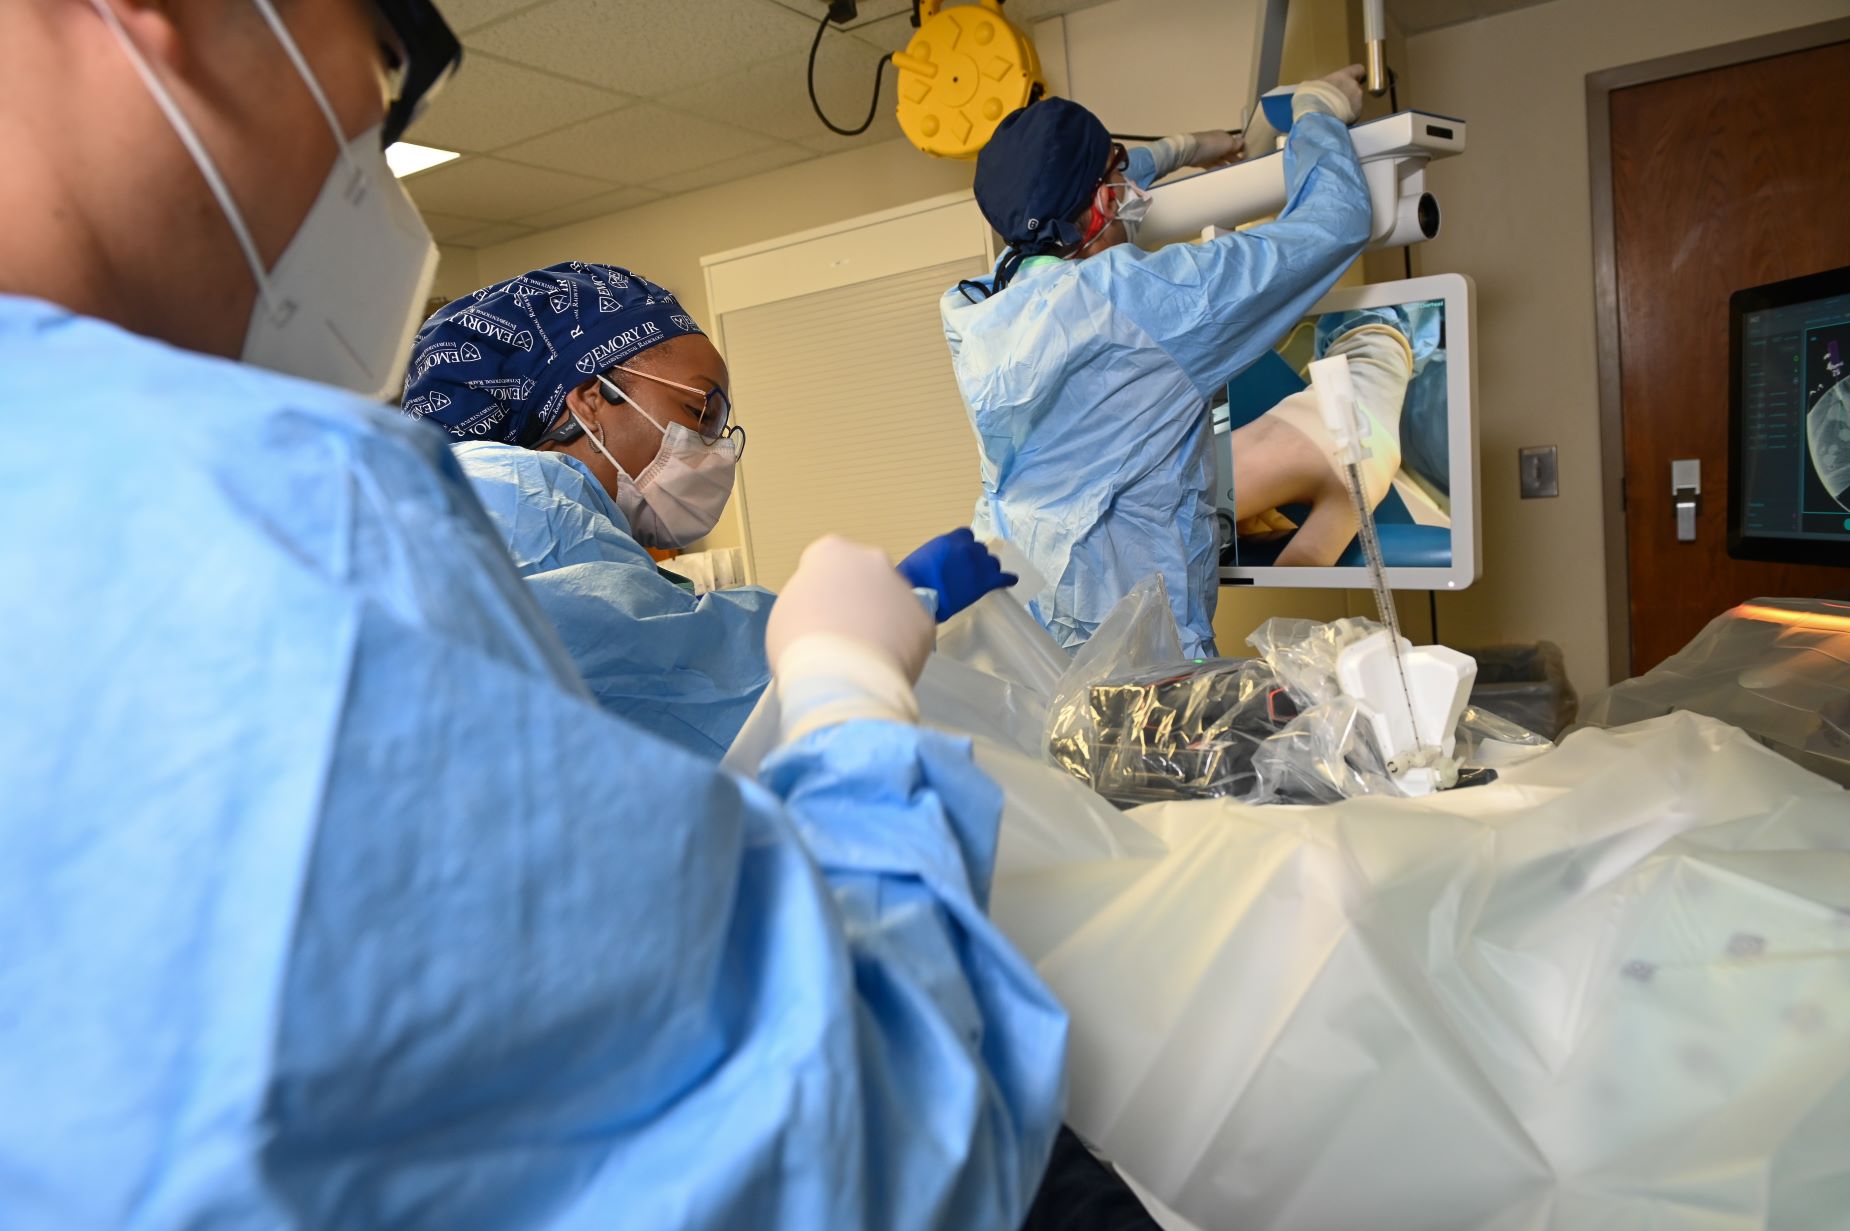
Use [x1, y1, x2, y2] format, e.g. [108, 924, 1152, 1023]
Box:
[1137, 111, 1465, 252]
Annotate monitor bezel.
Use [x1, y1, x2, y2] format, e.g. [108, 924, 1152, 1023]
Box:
[1728, 262, 1850, 567]
[1216, 271, 1479, 591]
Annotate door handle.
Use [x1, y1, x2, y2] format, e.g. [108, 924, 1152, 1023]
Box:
[1671, 458, 1700, 543]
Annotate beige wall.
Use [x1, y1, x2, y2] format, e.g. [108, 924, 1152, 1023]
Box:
[1279, 0, 1361, 84]
[431, 244, 481, 304]
[1402, 0, 1848, 699]
[451, 139, 973, 553]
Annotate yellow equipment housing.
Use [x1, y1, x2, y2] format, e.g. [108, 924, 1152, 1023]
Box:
[892, 0, 1046, 160]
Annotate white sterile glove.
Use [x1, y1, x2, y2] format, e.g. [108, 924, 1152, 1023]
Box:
[766, 535, 935, 742]
[1293, 64, 1366, 124]
[1148, 130, 1244, 179]
[1188, 129, 1244, 168]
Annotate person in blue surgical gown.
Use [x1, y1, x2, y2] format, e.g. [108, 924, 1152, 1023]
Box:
[402, 264, 1017, 760]
[0, 2, 1064, 1227]
[942, 70, 1374, 658]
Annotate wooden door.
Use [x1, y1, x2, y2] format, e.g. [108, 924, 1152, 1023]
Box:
[1609, 37, 1850, 673]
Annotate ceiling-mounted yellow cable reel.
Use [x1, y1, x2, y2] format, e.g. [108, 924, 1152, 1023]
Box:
[892, 0, 1046, 160]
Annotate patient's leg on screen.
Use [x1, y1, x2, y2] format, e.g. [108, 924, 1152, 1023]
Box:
[1230, 324, 1415, 567]
[1228, 416, 1360, 567]
[1229, 414, 1347, 520]
[1275, 497, 1362, 566]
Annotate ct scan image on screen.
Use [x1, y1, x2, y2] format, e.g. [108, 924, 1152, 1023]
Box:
[1736, 270, 1850, 557]
[1214, 297, 1453, 572]
[1805, 323, 1850, 514]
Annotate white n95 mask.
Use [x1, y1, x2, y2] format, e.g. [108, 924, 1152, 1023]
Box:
[1105, 180, 1154, 224]
[575, 379, 740, 549]
[1101, 179, 1154, 241]
[239, 120, 436, 400]
[89, 0, 436, 400]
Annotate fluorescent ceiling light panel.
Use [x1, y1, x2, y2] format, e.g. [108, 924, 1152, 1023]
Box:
[386, 142, 461, 178]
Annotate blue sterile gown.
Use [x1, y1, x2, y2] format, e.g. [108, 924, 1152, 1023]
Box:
[942, 113, 1372, 658]
[453, 441, 771, 759]
[0, 293, 1066, 1231]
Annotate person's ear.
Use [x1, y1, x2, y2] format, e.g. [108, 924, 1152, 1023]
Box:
[537, 384, 602, 457]
[564, 377, 605, 419]
[91, 0, 186, 75]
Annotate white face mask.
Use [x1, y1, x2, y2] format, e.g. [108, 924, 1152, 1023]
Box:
[1074, 178, 1156, 257]
[89, 0, 437, 400]
[1100, 179, 1153, 242]
[574, 377, 740, 549]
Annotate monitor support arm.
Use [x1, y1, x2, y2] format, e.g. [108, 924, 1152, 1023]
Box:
[1135, 110, 1466, 253]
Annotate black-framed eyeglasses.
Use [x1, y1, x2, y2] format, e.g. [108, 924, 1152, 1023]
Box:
[372, 0, 463, 147]
[693, 387, 737, 446]
[611, 364, 740, 450]
[535, 376, 747, 461]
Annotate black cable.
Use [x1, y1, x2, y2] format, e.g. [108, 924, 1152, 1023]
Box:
[808, 10, 892, 137]
[1429, 589, 1440, 645]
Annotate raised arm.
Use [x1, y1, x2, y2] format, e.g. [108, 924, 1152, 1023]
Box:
[1126, 130, 1245, 188]
[1101, 95, 1373, 397]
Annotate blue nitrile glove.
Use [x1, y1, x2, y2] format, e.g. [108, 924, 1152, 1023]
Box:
[896, 528, 1019, 622]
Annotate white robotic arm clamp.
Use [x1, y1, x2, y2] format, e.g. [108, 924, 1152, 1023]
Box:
[1337, 632, 1477, 796]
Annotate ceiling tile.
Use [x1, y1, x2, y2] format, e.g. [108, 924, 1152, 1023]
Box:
[404, 54, 630, 153]
[795, 102, 904, 152]
[503, 104, 776, 183]
[854, 0, 1112, 47]
[765, 0, 911, 30]
[419, 210, 494, 242]
[845, 0, 913, 29]
[405, 155, 619, 223]
[451, 222, 538, 248]
[1007, 0, 1120, 21]
[648, 143, 816, 196]
[439, 0, 552, 34]
[850, 11, 915, 51]
[516, 185, 663, 230]
[469, 0, 820, 96]
[658, 33, 894, 147]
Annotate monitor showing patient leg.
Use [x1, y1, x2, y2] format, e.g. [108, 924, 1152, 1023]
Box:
[1216, 272, 1479, 591]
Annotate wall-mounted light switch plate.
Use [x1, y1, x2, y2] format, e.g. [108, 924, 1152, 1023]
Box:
[1519, 445, 1559, 499]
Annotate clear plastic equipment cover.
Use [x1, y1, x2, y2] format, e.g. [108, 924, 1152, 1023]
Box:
[1045, 577, 1547, 808]
[1580, 598, 1850, 786]
[728, 584, 1850, 1231]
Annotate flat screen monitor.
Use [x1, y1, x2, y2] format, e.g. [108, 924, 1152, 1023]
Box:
[1214, 272, 1479, 590]
[1729, 263, 1850, 567]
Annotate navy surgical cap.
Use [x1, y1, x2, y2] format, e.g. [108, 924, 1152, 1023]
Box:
[402, 262, 705, 447]
[973, 98, 1112, 261]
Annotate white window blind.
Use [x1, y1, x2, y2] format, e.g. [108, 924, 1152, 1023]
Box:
[717, 255, 990, 590]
